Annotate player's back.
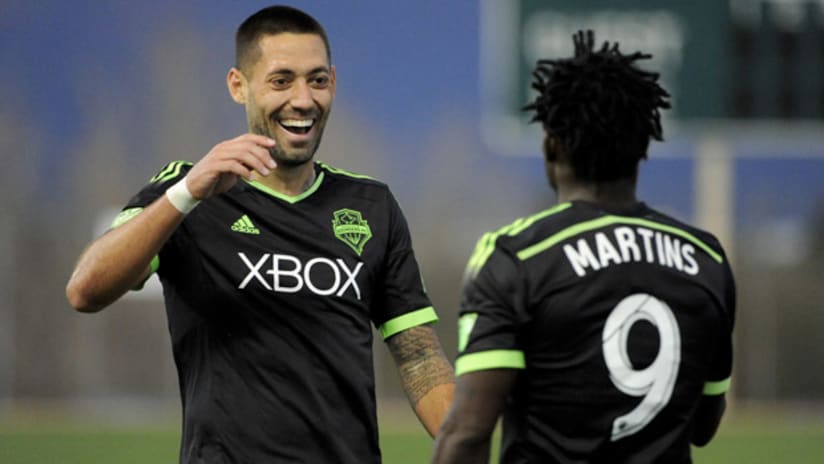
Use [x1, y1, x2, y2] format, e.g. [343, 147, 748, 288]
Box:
[466, 200, 735, 463]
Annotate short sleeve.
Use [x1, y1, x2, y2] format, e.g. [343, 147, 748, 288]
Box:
[455, 236, 527, 377]
[108, 161, 193, 280]
[373, 190, 437, 340]
[111, 161, 193, 226]
[704, 259, 736, 396]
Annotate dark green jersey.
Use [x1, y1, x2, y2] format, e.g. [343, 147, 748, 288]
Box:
[114, 161, 437, 464]
[457, 201, 735, 464]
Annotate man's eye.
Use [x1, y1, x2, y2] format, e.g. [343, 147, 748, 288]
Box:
[271, 78, 289, 88]
[311, 76, 329, 87]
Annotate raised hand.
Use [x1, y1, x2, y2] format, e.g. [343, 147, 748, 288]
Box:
[185, 133, 277, 200]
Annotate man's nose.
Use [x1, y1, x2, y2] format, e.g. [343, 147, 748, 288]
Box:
[289, 79, 314, 110]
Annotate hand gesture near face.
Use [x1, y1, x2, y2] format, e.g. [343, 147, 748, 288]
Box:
[185, 134, 277, 200]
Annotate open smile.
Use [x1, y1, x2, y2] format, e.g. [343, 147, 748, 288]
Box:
[279, 118, 315, 135]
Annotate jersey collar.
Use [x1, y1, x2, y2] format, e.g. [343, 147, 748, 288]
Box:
[244, 165, 325, 204]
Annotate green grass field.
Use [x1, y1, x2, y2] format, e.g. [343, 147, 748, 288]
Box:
[1, 407, 823, 463]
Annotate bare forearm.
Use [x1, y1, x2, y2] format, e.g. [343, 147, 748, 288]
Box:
[387, 325, 456, 437]
[431, 369, 518, 463]
[431, 424, 491, 464]
[66, 195, 184, 312]
[408, 363, 455, 437]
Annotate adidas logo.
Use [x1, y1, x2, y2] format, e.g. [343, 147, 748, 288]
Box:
[231, 214, 260, 235]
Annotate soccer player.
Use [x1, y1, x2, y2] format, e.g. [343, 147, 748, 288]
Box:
[432, 30, 735, 464]
[66, 5, 454, 463]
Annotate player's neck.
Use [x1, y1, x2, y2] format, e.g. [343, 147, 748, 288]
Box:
[556, 179, 638, 209]
[549, 160, 638, 209]
[252, 162, 317, 196]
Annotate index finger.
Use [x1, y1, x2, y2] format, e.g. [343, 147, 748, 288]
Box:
[236, 133, 276, 147]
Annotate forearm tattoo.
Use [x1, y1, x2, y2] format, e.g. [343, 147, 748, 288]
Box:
[387, 325, 455, 405]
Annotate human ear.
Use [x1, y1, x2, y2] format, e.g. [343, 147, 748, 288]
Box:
[226, 67, 247, 104]
[543, 135, 558, 162]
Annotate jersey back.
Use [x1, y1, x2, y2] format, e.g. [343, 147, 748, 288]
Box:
[457, 201, 735, 464]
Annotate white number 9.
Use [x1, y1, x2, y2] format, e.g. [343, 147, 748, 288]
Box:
[602, 293, 681, 441]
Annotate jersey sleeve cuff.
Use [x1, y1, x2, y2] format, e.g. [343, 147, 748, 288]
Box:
[703, 377, 731, 395]
[110, 207, 144, 229]
[132, 255, 159, 291]
[455, 349, 526, 376]
[109, 207, 160, 289]
[379, 306, 438, 340]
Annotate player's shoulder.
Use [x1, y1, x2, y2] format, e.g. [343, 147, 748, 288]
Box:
[317, 161, 398, 206]
[477, 202, 577, 250]
[317, 161, 387, 188]
[642, 205, 727, 256]
[465, 203, 575, 276]
[147, 160, 194, 186]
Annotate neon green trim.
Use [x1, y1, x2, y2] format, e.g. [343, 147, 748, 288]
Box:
[149, 255, 160, 274]
[379, 307, 438, 340]
[246, 171, 325, 204]
[150, 161, 192, 183]
[132, 255, 160, 291]
[111, 206, 160, 289]
[464, 203, 572, 279]
[111, 207, 144, 228]
[516, 216, 724, 263]
[455, 350, 526, 376]
[509, 203, 573, 235]
[318, 161, 375, 179]
[457, 313, 479, 352]
[703, 378, 731, 395]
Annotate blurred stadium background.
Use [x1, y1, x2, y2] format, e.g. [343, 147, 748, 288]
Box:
[2, 0, 824, 462]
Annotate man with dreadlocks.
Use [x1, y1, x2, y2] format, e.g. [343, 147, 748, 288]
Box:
[432, 30, 736, 464]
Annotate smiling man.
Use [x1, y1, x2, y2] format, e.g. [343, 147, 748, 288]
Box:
[66, 5, 454, 463]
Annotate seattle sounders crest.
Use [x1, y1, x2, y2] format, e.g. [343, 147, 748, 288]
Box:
[332, 209, 372, 256]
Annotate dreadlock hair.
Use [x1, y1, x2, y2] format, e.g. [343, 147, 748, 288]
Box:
[523, 30, 671, 182]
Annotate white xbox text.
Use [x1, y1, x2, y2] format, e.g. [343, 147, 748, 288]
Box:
[238, 252, 364, 300]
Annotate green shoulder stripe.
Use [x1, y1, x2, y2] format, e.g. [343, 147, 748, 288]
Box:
[150, 161, 193, 183]
[318, 161, 375, 180]
[516, 215, 724, 263]
[464, 203, 572, 279]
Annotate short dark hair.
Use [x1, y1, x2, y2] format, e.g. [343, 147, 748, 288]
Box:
[235, 5, 331, 73]
[523, 30, 670, 182]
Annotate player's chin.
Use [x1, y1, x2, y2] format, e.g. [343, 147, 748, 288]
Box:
[274, 150, 315, 167]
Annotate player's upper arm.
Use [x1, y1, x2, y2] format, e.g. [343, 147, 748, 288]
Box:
[691, 393, 726, 446]
[456, 243, 528, 377]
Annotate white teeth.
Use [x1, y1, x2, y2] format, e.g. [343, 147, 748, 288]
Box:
[280, 119, 314, 128]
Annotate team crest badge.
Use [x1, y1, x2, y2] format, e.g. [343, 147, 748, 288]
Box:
[332, 208, 372, 256]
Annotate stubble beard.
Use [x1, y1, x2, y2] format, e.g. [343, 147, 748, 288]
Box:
[250, 113, 327, 168]
[266, 143, 314, 168]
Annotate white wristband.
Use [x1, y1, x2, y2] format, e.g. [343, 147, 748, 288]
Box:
[165, 177, 201, 214]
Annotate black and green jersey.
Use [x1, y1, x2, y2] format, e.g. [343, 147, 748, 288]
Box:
[457, 201, 735, 464]
[113, 161, 437, 464]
